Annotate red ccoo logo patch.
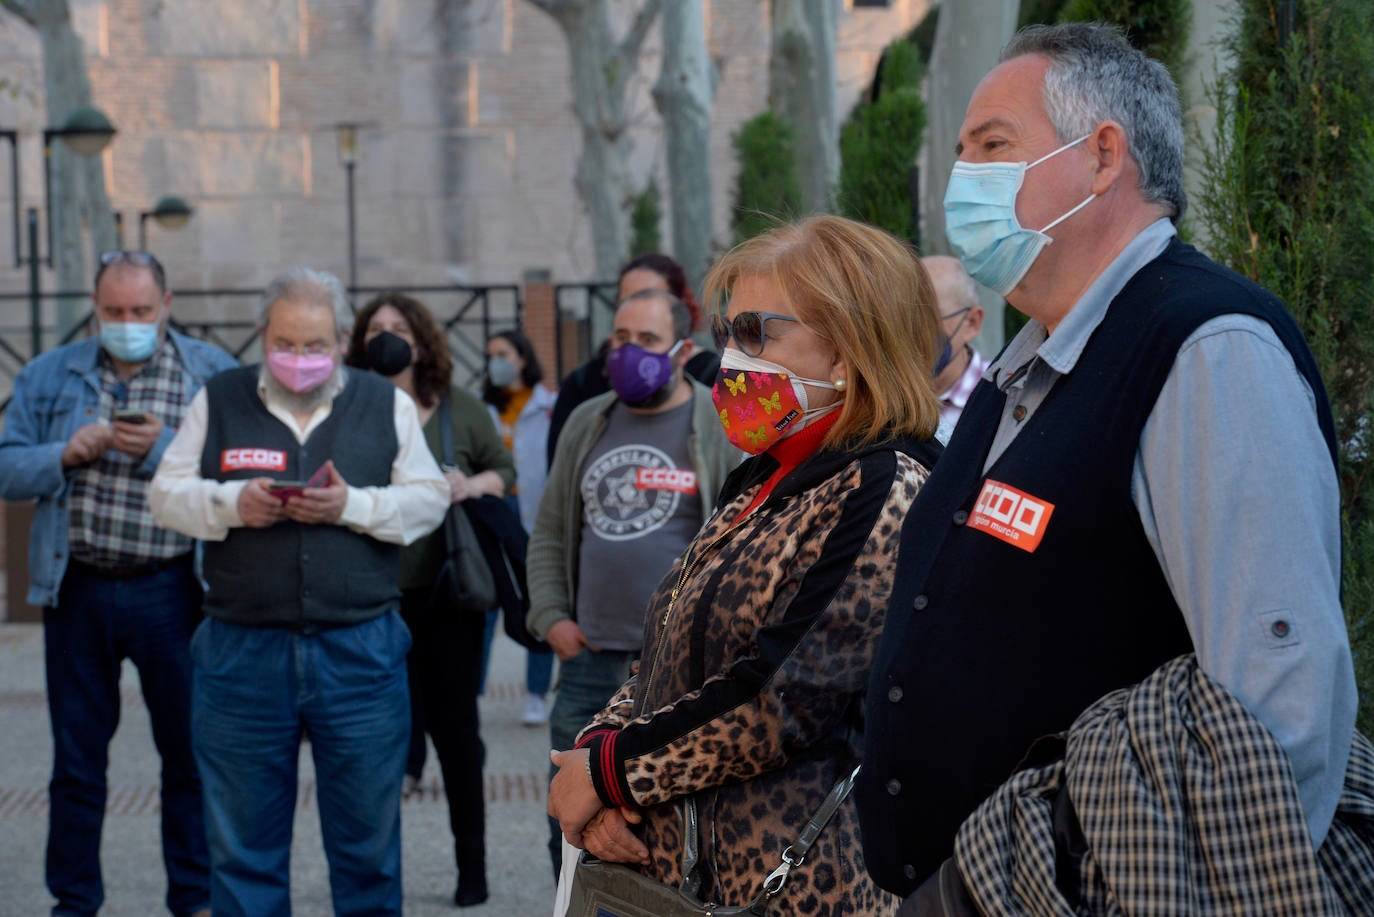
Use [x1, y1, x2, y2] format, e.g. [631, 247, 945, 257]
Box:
[221, 448, 288, 473]
[635, 467, 698, 495]
[969, 479, 1055, 553]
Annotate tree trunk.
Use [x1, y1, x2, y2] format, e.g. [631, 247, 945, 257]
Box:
[652, 0, 713, 297]
[922, 0, 1017, 258]
[769, 0, 838, 214]
[530, 0, 662, 281]
[922, 0, 1017, 355]
[31, 0, 115, 334]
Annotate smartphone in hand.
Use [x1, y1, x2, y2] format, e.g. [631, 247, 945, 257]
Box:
[113, 409, 148, 425]
[267, 481, 306, 502]
[304, 462, 331, 489]
[266, 463, 330, 504]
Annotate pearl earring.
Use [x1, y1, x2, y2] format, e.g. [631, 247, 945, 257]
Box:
[833, 378, 846, 391]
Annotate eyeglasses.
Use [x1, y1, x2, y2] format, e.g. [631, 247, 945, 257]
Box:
[99, 250, 158, 268]
[709, 311, 800, 357]
[940, 306, 972, 322]
[94, 250, 167, 293]
[268, 344, 335, 358]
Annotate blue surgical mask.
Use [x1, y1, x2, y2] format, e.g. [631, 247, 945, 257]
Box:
[943, 135, 1095, 297]
[487, 356, 518, 389]
[100, 321, 160, 363]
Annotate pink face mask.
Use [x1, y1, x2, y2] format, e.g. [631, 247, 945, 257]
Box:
[266, 350, 336, 393]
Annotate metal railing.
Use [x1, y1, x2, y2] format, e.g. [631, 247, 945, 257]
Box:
[552, 281, 617, 379]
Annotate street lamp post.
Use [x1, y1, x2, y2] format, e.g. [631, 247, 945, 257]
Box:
[0, 130, 19, 268]
[0, 106, 117, 356]
[336, 123, 359, 297]
[26, 209, 40, 358]
[139, 195, 194, 251]
[42, 106, 117, 268]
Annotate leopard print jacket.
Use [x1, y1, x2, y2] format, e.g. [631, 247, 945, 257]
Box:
[577, 436, 936, 916]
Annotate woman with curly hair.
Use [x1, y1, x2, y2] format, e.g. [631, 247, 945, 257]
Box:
[346, 292, 513, 908]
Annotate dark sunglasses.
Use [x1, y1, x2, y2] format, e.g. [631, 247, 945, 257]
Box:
[709, 310, 800, 358]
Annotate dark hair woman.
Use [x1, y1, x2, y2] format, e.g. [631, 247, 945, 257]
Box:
[345, 292, 515, 908]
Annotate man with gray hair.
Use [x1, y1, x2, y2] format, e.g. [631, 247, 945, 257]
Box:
[923, 255, 988, 442]
[150, 267, 448, 916]
[862, 22, 1356, 903]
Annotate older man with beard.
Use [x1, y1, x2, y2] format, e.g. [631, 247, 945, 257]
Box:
[150, 267, 448, 917]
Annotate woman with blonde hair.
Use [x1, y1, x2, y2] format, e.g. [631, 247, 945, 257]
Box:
[548, 215, 943, 916]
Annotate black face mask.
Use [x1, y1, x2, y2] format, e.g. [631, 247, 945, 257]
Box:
[365, 331, 413, 377]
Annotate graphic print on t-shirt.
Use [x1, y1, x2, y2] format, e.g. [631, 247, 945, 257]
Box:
[581, 444, 698, 542]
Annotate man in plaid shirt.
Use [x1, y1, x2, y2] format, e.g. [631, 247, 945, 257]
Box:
[0, 251, 235, 917]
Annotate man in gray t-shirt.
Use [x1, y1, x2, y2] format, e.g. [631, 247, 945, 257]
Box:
[525, 288, 739, 876]
[575, 398, 701, 650]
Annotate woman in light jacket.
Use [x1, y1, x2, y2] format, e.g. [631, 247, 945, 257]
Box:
[483, 329, 557, 724]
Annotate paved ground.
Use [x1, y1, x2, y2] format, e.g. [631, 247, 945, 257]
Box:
[0, 622, 560, 916]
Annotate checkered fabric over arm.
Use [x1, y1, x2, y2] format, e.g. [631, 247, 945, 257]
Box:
[952, 655, 1374, 914]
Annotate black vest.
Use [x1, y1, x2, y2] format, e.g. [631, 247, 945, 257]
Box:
[199, 366, 401, 630]
[858, 240, 1338, 894]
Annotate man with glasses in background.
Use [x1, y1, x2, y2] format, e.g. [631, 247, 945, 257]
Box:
[528, 287, 738, 877]
[0, 250, 236, 917]
[923, 255, 989, 443]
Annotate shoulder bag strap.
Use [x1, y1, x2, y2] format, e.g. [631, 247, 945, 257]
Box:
[437, 390, 456, 467]
[679, 764, 863, 912]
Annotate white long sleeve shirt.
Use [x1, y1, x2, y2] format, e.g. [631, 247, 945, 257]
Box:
[150, 370, 448, 546]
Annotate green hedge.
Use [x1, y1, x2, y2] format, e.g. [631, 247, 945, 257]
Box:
[1057, 0, 1192, 78]
[730, 111, 802, 245]
[837, 41, 926, 242]
[1197, 0, 1374, 732]
[628, 178, 663, 260]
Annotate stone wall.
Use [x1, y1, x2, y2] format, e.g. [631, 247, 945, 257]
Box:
[0, 0, 927, 315]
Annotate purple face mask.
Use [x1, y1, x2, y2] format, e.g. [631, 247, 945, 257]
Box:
[607, 340, 683, 406]
[267, 350, 336, 393]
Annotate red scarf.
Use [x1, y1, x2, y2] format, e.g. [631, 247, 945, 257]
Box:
[731, 411, 841, 526]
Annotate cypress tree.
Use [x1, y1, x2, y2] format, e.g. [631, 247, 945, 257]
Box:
[730, 111, 803, 244]
[1197, 0, 1374, 731]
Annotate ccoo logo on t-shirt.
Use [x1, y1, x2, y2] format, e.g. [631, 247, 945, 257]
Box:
[582, 445, 693, 542]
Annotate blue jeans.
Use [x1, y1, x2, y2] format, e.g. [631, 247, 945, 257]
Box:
[45, 558, 209, 917]
[546, 648, 636, 877]
[478, 609, 554, 695]
[190, 611, 411, 917]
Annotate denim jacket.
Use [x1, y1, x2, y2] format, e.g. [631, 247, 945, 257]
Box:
[0, 330, 237, 606]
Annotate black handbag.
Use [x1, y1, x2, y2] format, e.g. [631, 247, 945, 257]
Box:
[432, 394, 498, 614]
[566, 765, 861, 916]
[462, 495, 551, 652]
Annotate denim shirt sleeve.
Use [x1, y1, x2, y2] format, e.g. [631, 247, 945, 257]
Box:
[0, 362, 79, 501]
[1132, 314, 1356, 846]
